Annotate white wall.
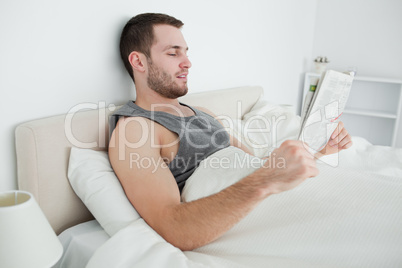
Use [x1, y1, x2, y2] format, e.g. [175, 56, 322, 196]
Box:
[312, 0, 402, 147]
[0, 0, 318, 191]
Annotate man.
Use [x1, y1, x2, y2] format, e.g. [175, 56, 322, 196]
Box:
[109, 13, 352, 251]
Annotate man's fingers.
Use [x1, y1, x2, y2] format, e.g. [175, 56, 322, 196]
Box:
[342, 140, 353, 149]
[339, 135, 352, 148]
[329, 127, 349, 147]
[331, 121, 344, 139]
[310, 166, 320, 177]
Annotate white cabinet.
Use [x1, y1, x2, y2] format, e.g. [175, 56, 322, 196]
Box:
[302, 73, 402, 147]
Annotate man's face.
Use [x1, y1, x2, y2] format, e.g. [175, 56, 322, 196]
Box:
[146, 24, 191, 99]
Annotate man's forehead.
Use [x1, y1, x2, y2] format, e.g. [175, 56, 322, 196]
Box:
[152, 25, 188, 50]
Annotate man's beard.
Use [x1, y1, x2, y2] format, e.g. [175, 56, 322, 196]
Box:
[147, 61, 188, 99]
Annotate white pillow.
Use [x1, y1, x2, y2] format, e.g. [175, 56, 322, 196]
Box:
[222, 99, 301, 158]
[68, 147, 140, 236]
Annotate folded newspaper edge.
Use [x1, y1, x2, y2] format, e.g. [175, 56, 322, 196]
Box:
[299, 70, 354, 152]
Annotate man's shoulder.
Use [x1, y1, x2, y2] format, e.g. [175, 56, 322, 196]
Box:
[112, 100, 135, 116]
[110, 116, 164, 148]
[115, 116, 162, 136]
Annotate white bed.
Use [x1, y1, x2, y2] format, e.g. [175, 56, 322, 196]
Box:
[15, 86, 402, 268]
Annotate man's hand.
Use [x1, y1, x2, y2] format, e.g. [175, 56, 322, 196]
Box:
[319, 121, 352, 156]
[250, 140, 320, 197]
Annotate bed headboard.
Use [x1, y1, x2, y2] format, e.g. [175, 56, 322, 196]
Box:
[15, 86, 263, 234]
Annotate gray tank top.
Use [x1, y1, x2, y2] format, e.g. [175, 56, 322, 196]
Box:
[109, 101, 230, 192]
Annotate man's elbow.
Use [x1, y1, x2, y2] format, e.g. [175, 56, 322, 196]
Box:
[161, 230, 202, 251]
[151, 209, 206, 251]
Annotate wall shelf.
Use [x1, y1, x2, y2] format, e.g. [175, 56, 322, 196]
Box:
[343, 109, 397, 119]
[302, 72, 402, 147]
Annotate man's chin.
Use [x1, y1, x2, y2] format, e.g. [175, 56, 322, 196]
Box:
[156, 86, 188, 99]
[180, 87, 188, 97]
[173, 85, 188, 98]
[170, 89, 188, 99]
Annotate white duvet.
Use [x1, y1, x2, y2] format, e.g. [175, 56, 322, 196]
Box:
[87, 101, 402, 268]
[87, 144, 402, 268]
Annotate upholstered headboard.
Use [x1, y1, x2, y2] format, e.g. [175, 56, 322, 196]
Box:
[15, 86, 263, 234]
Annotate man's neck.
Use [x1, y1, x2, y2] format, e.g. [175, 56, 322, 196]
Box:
[135, 88, 194, 117]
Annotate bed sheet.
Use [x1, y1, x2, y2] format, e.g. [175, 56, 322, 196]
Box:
[53, 220, 109, 268]
[87, 146, 402, 268]
[61, 100, 402, 267]
[337, 136, 402, 177]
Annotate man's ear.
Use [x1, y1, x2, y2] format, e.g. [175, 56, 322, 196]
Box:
[128, 51, 146, 72]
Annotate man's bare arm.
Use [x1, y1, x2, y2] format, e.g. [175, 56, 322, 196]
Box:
[109, 117, 318, 251]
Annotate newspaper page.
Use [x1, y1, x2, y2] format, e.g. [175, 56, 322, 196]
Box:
[298, 70, 354, 152]
[300, 76, 320, 123]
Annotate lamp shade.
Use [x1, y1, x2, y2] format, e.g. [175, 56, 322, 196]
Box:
[0, 191, 63, 268]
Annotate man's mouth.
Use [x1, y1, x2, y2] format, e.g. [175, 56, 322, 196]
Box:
[177, 73, 188, 78]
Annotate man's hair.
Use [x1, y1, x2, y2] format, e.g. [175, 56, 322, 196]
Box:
[120, 13, 184, 82]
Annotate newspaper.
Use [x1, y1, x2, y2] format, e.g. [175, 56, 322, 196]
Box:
[298, 70, 354, 152]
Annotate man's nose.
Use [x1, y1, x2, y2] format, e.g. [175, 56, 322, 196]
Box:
[180, 55, 192, 69]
